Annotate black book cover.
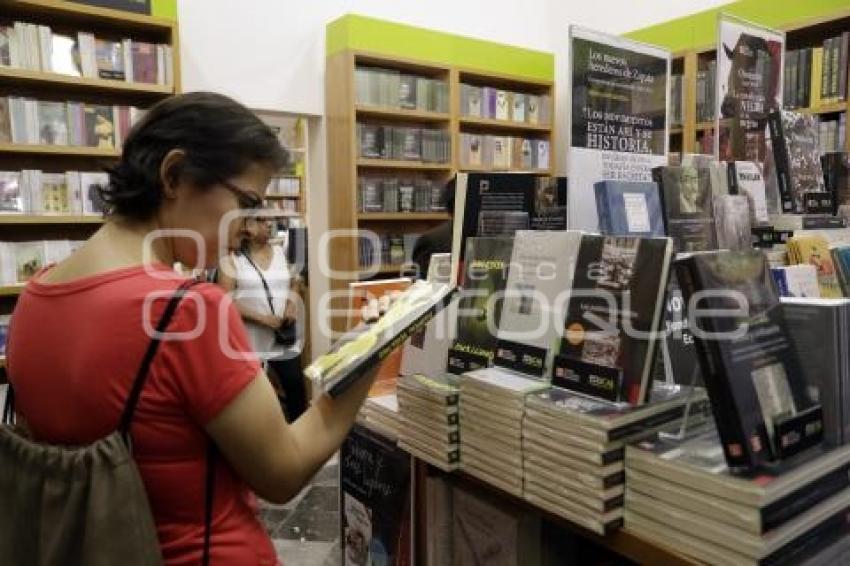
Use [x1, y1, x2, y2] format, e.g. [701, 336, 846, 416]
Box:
[768, 109, 826, 214]
[659, 278, 702, 387]
[821, 152, 850, 211]
[341, 424, 412, 566]
[447, 237, 514, 374]
[654, 165, 717, 252]
[553, 235, 672, 405]
[675, 251, 823, 474]
[451, 173, 545, 285]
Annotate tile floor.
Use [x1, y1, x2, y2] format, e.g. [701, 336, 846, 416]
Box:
[260, 456, 341, 566]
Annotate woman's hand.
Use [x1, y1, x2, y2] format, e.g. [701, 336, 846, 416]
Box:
[283, 299, 297, 324]
[260, 314, 285, 329]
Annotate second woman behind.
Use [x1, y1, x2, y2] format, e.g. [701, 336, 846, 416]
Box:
[220, 215, 308, 421]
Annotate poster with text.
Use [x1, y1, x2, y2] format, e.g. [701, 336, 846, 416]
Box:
[340, 424, 412, 566]
[715, 15, 784, 162]
[568, 26, 670, 231]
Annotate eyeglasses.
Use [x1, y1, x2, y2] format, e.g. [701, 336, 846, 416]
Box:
[220, 179, 264, 210]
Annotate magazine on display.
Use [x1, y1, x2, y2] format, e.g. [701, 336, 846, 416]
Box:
[553, 235, 672, 405]
[675, 250, 824, 473]
[306, 280, 455, 397]
[567, 26, 671, 232]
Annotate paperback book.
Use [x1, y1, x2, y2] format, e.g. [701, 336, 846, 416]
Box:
[654, 166, 717, 252]
[728, 161, 769, 224]
[594, 181, 665, 237]
[553, 235, 673, 405]
[768, 110, 827, 214]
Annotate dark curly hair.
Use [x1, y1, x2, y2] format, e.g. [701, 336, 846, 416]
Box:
[100, 92, 288, 220]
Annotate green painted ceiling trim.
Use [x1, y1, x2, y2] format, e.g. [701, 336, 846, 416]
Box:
[624, 0, 850, 54]
[151, 0, 177, 20]
[327, 14, 554, 82]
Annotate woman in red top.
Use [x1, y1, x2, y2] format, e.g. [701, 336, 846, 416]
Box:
[7, 92, 375, 565]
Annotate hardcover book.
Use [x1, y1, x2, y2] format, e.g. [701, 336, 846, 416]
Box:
[447, 237, 514, 374]
[131, 42, 158, 84]
[0, 98, 10, 143]
[495, 90, 510, 121]
[80, 172, 108, 215]
[594, 181, 665, 237]
[95, 39, 125, 80]
[50, 34, 81, 77]
[494, 230, 582, 378]
[0, 172, 23, 213]
[768, 110, 826, 214]
[37, 102, 69, 146]
[38, 173, 72, 214]
[553, 235, 673, 405]
[84, 105, 115, 148]
[675, 250, 824, 473]
[14, 241, 46, 283]
[655, 166, 717, 252]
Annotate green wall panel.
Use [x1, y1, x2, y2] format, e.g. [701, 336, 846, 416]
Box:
[625, 0, 850, 53]
[327, 14, 554, 82]
[151, 0, 177, 20]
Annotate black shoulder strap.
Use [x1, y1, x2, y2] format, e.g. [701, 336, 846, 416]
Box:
[118, 279, 199, 437]
[240, 250, 277, 315]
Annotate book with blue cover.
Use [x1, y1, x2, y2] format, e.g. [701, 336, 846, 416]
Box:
[594, 181, 665, 237]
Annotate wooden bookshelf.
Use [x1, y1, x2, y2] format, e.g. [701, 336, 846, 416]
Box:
[0, 143, 121, 158]
[355, 106, 451, 123]
[358, 212, 451, 221]
[327, 44, 555, 303]
[0, 285, 26, 298]
[356, 159, 453, 171]
[264, 194, 300, 200]
[659, 9, 850, 156]
[0, 215, 104, 225]
[458, 116, 552, 133]
[0, 1, 181, 313]
[459, 165, 552, 174]
[0, 67, 174, 98]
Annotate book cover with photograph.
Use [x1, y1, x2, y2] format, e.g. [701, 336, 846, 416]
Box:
[494, 230, 581, 378]
[38, 102, 69, 146]
[0, 172, 23, 213]
[131, 42, 158, 84]
[554, 235, 673, 405]
[713, 194, 752, 251]
[675, 250, 824, 472]
[340, 424, 411, 566]
[38, 173, 72, 214]
[95, 39, 125, 80]
[15, 241, 46, 283]
[84, 105, 115, 148]
[655, 166, 717, 252]
[447, 237, 513, 374]
[728, 161, 769, 224]
[594, 181, 665, 237]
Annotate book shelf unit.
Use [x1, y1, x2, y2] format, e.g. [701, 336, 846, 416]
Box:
[0, 2, 180, 378]
[658, 7, 850, 157]
[326, 48, 555, 312]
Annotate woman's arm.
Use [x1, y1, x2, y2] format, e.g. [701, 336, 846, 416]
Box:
[218, 254, 281, 328]
[205, 366, 375, 504]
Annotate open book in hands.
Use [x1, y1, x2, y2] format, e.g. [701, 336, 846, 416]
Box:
[306, 281, 456, 397]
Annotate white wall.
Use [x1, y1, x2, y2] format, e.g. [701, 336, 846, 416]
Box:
[177, 0, 732, 352]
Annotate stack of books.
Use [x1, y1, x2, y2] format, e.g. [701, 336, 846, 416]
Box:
[459, 367, 547, 497]
[396, 373, 461, 471]
[359, 394, 401, 441]
[521, 384, 704, 535]
[625, 427, 850, 565]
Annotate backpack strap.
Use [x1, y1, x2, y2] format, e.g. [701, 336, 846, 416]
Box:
[118, 279, 200, 438]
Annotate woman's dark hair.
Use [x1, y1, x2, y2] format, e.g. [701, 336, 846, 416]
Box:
[101, 92, 288, 220]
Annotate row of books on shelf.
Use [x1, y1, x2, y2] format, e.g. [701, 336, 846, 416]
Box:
[358, 233, 420, 268]
[357, 177, 446, 214]
[818, 113, 847, 154]
[459, 134, 550, 171]
[0, 170, 106, 215]
[459, 84, 551, 125]
[266, 176, 300, 198]
[354, 66, 449, 113]
[358, 123, 451, 163]
[0, 96, 141, 148]
[0, 21, 174, 85]
[784, 33, 849, 110]
[0, 240, 84, 285]
[265, 199, 299, 214]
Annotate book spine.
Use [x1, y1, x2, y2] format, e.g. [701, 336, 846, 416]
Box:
[797, 49, 807, 109]
[727, 162, 739, 195]
[832, 36, 841, 100]
[762, 501, 850, 566]
[840, 32, 849, 101]
[674, 258, 764, 471]
[768, 111, 794, 213]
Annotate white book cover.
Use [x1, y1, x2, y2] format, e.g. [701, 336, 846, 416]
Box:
[536, 140, 549, 170]
[462, 367, 549, 396]
[733, 161, 769, 223]
[495, 230, 582, 379]
[0, 243, 17, 285]
[14, 241, 46, 283]
[77, 32, 97, 78]
[776, 265, 821, 298]
[0, 171, 24, 213]
[156, 45, 165, 85]
[495, 90, 509, 121]
[512, 93, 525, 123]
[526, 95, 540, 125]
[400, 297, 456, 379]
[44, 240, 71, 265]
[26, 98, 39, 144]
[51, 34, 81, 77]
[65, 171, 83, 215]
[122, 39, 133, 82]
[37, 25, 51, 72]
[7, 25, 21, 68]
